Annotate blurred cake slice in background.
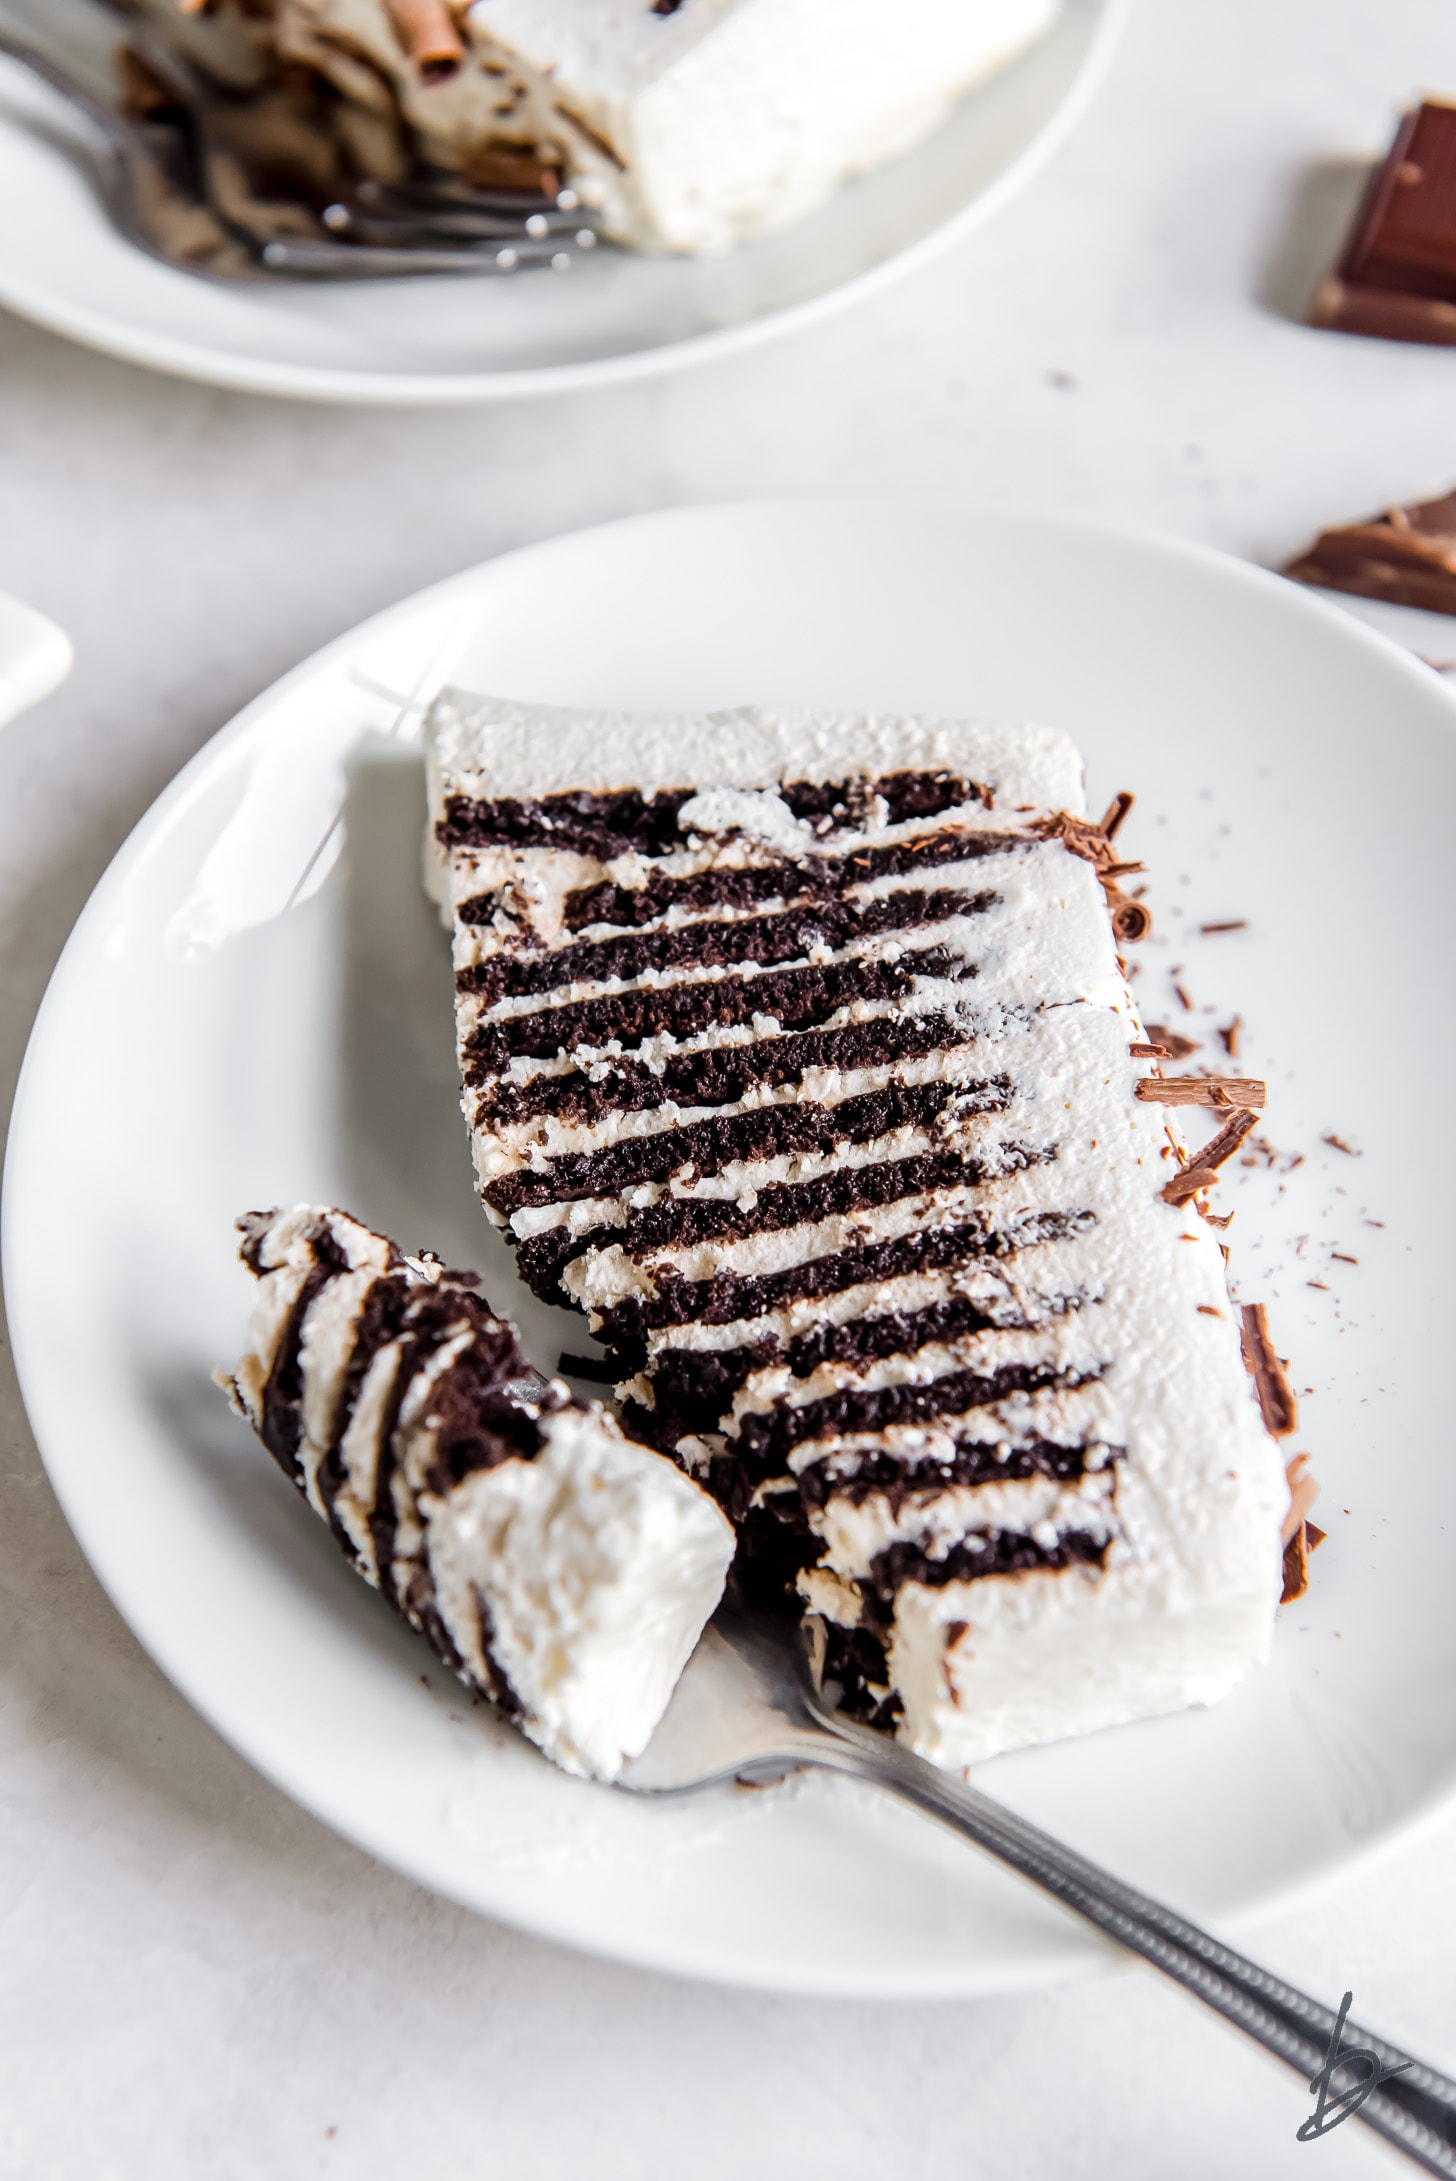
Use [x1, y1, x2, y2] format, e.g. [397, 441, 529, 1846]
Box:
[126, 0, 1061, 253]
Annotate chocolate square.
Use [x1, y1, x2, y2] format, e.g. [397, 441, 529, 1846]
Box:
[1312, 100, 1456, 344]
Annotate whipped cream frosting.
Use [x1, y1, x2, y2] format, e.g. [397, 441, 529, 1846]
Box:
[217, 1205, 733, 1779]
[425, 696, 1290, 1772]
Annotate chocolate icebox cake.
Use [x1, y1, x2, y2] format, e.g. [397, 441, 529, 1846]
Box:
[216, 1204, 733, 1779]
[424, 695, 1291, 1771]
[131, 0, 1059, 254]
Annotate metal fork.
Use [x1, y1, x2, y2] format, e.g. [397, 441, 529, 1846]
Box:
[620, 1597, 1456, 2175]
[0, 11, 602, 280]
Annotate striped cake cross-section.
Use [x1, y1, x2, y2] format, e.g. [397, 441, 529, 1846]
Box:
[216, 1205, 733, 1780]
[424, 695, 1290, 1770]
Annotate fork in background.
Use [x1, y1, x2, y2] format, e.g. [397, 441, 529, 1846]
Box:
[0, 2, 605, 279]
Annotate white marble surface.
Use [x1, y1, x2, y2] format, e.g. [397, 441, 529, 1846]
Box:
[2, 0, 1455, 2173]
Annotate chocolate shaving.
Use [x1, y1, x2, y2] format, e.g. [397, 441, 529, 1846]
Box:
[1281, 1525, 1311, 1604]
[1197, 1106, 1259, 1170]
[1160, 1165, 1220, 1206]
[1240, 1303, 1298, 1438]
[1129, 1042, 1170, 1059]
[1200, 919, 1248, 935]
[1280, 1454, 1323, 1604]
[1159, 1108, 1257, 1201]
[384, 0, 464, 77]
[1218, 1016, 1243, 1060]
[1134, 1078, 1265, 1110]
[1322, 1132, 1361, 1156]
[1144, 1023, 1199, 1059]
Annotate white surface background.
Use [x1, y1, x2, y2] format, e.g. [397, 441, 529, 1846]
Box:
[1, 0, 1453, 2173]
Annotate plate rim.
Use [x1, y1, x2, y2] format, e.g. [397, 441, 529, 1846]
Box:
[0, 0, 1129, 406]
[8, 495, 1456, 1996]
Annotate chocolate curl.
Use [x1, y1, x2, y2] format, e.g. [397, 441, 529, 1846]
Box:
[1159, 1107, 1257, 1204]
[385, 0, 465, 79]
[1309, 104, 1456, 351]
[1143, 1023, 1199, 1058]
[1280, 1453, 1324, 1603]
[1240, 1302, 1298, 1438]
[1135, 1078, 1266, 1110]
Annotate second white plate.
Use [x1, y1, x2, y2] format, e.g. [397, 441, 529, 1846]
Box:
[7, 499, 1455, 1996]
[0, 0, 1123, 403]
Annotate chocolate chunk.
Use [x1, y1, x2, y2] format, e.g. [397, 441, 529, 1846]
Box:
[1286, 485, 1456, 615]
[1311, 102, 1456, 347]
[1134, 1078, 1265, 1110]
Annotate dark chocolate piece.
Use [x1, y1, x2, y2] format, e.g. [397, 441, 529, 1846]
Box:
[1311, 102, 1456, 347]
[1286, 486, 1456, 616]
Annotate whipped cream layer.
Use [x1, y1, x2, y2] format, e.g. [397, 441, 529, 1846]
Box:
[217, 1205, 733, 1780]
[425, 696, 1290, 1770]
[137, 0, 1058, 253]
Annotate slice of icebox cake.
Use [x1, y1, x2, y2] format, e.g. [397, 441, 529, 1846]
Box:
[424, 694, 1297, 1772]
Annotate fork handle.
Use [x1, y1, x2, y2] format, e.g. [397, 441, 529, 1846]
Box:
[812, 1714, 1456, 2173]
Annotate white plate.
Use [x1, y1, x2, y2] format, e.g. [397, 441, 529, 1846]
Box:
[0, 0, 1124, 404]
[7, 500, 1455, 1998]
[0, 589, 71, 728]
